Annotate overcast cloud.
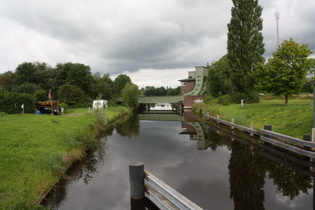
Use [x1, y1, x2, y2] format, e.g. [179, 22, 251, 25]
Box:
[1, 0, 314, 87]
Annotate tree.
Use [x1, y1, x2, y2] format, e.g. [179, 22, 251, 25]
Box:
[34, 90, 49, 101]
[227, 0, 265, 102]
[14, 62, 49, 86]
[93, 73, 113, 100]
[57, 63, 94, 97]
[113, 74, 131, 97]
[0, 71, 15, 92]
[207, 55, 232, 98]
[121, 83, 139, 110]
[58, 83, 91, 107]
[257, 38, 313, 104]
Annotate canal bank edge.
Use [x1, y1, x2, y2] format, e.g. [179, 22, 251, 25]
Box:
[38, 107, 132, 205]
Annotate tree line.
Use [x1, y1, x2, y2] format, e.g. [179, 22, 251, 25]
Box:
[0, 62, 180, 113]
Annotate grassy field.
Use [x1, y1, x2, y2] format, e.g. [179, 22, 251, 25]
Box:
[0, 106, 129, 209]
[194, 98, 314, 138]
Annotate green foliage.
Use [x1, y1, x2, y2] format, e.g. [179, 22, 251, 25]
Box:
[256, 38, 313, 104]
[230, 90, 260, 104]
[0, 92, 35, 114]
[218, 94, 233, 105]
[34, 90, 48, 101]
[14, 62, 49, 85]
[12, 83, 41, 94]
[58, 83, 92, 108]
[227, 0, 265, 93]
[0, 71, 15, 92]
[121, 83, 139, 109]
[207, 55, 232, 97]
[56, 63, 94, 97]
[113, 74, 131, 97]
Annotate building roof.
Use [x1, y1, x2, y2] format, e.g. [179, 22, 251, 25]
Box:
[178, 78, 195, 82]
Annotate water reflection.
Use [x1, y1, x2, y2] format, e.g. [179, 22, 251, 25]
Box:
[42, 111, 315, 210]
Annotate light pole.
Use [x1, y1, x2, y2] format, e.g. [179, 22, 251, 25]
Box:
[274, 11, 280, 47]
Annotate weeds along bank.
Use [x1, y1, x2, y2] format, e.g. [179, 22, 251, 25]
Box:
[0, 106, 130, 209]
[192, 99, 313, 138]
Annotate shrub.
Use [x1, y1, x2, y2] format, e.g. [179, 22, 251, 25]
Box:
[230, 91, 260, 103]
[218, 94, 232, 105]
[0, 92, 35, 114]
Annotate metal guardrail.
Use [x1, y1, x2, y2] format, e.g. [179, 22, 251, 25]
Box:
[129, 163, 203, 210]
[260, 128, 315, 158]
[260, 129, 315, 148]
[204, 113, 257, 136]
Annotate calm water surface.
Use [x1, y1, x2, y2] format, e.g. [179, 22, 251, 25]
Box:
[43, 114, 314, 210]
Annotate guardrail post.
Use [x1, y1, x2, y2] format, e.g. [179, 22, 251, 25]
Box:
[129, 163, 145, 200]
[250, 124, 254, 137]
[303, 134, 311, 162]
[231, 118, 235, 130]
[303, 134, 311, 151]
[263, 125, 272, 146]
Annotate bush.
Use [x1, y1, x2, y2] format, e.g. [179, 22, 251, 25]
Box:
[0, 93, 35, 114]
[218, 94, 232, 105]
[230, 91, 260, 103]
[34, 90, 48, 101]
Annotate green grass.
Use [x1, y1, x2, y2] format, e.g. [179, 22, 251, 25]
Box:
[195, 99, 314, 138]
[0, 106, 129, 209]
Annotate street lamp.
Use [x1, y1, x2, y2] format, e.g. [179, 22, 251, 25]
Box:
[274, 11, 280, 47]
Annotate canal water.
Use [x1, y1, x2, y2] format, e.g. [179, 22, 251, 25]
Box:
[43, 112, 314, 210]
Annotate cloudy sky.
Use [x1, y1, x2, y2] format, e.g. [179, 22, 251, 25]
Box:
[1, 0, 314, 87]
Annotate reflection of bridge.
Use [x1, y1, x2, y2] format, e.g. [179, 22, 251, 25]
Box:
[139, 111, 209, 150]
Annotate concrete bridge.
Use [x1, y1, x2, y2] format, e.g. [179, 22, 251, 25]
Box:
[139, 66, 208, 110]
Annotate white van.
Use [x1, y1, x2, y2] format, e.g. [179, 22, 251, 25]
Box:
[92, 100, 108, 109]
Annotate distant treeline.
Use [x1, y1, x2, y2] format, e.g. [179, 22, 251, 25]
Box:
[0, 62, 180, 113]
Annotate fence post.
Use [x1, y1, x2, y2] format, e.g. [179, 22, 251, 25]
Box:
[129, 163, 145, 200]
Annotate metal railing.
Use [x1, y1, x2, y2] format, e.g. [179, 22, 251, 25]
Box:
[129, 163, 203, 210]
[260, 126, 315, 158]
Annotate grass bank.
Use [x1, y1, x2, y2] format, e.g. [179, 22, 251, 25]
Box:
[0, 106, 130, 209]
[193, 99, 313, 138]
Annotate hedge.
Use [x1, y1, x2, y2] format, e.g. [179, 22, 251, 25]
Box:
[0, 93, 36, 114]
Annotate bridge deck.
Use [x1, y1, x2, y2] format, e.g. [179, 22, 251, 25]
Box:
[138, 95, 184, 104]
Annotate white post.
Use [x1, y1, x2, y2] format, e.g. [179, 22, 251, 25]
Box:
[231, 118, 235, 130]
[241, 99, 244, 108]
[21, 104, 24, 114]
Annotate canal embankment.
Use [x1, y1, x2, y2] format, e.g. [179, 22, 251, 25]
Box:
[192, 98, 313, 138]
[0, 106, 130, 209]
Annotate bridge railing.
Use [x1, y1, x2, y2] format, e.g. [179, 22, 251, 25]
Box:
[129, 163, 203, 210]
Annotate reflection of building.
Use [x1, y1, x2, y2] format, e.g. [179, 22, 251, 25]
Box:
[139, 110, 208, 150]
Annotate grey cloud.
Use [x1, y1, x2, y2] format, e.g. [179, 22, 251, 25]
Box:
[0, 0, 314, 77]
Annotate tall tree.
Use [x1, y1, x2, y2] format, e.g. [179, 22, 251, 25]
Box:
[54, 63, 94, 99]
[257, 38, 313, 104]
[121, 83, 139, 110]
[113, 74, 131, 97]
[227, 0, 265, 102]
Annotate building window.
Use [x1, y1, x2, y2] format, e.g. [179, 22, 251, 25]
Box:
[181, 82, 186, 86]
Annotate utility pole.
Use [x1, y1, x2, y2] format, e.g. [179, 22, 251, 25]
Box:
[274, 11, 280, 47]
